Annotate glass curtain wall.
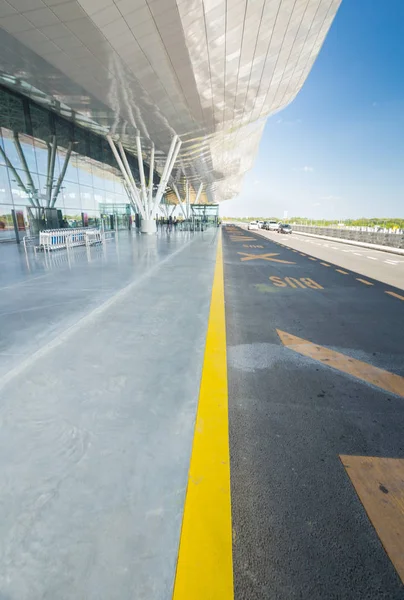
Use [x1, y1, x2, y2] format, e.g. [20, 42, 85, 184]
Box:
[0, 85, 135, 242]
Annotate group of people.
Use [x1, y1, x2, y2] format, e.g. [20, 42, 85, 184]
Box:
[156, 216, 179, 232]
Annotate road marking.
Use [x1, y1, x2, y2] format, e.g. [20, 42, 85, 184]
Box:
[242, 244, 264, 248]
[340, 455, 404, 584]
[309, 257, 317, 261]
[353, 252, 362, 256]
[336, 269, 349, 274]
[300, 253, 306, 256]
[342, 250, 350, 253]
[320, 262, 330, 267]
[269, 276, 323, 289]
[331, 246, 339, 249]
[230, 237, 256, 241]
[386, 291, 404, 301]
[173, 233, 233, 600]
[277, 329, 404, 397]
[238, 252, 295, 264]
[385, 260, 399, 265]
[356, 278, 373, 286]
[367, 256, 377, 260]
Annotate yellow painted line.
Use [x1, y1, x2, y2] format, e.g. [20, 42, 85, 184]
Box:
[309, 257, 317, 261]
[340, 455, 404, 584]
[320, 262, 330, 267]
[173, 233, 233, 600]
[300, 253, 306, 256]
[356, 278, 373, 286]
[386, 291, 404, 301]
[336, 269, 348, 274]
[277, 329, 404, 397]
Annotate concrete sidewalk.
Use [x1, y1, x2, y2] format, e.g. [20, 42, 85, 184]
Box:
[0, 230, 218, 600]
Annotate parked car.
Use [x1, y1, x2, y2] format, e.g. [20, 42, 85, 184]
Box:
[248, 221, 259, 230]
[257, 221, 264, 229]
[278, 223, 292, 234]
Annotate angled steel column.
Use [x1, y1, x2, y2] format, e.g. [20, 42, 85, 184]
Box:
[172, 183, 187, 220]
[152, 136, 182, 214]
[186, 180, 190, 219]
[46, 136, 57, 207]
[107, 135, 145, 219]
[194, 182, 204, 205]
[13, 132, 37, 197]
[136, 132, 148, 214]
[51, 142, 73, 207]
[0, 144, 36, 207]
[148, 142, 155, 214]
[117, 141, 146, 218]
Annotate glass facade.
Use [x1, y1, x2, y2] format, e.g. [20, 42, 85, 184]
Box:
[0, 85, 138, 242]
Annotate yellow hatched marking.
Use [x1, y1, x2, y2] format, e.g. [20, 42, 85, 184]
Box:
[336, 269, 348, 274]
[309, 257, 317, 261]
[277, 329, 404, 397]
[173, 233, 233, 600]
[238, 252, 295, 264]
[340, 455, 404, 584]
[320, 262, 330, 267]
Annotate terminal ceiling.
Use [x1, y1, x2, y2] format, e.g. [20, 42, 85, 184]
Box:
[0, 0, 341, 202]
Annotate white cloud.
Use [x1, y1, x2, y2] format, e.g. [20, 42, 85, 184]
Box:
[294, 165, 314, 172]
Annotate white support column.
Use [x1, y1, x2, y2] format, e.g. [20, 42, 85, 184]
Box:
[172, 184, 187, 219]
[148, 142, 155, 212]
[186, 180, 190, 220]
[194, 182, 204, 205]
[117, 141, 145, 218]
[107, 135, 145, 219]
[152, 136, 181, 214]
[108, 133, 181, 234]
[136, 133, 148, 214]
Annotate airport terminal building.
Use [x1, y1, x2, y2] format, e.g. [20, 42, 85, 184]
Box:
[0, 0, 341, 241]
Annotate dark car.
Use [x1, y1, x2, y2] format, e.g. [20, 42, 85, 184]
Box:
[278, 223, 292, 234]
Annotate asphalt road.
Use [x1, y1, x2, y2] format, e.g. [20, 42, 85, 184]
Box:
[253, 227, 404, 291]
[223, 225, 404, 600]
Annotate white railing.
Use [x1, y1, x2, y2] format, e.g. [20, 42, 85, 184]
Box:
[39, 228, 101, 252]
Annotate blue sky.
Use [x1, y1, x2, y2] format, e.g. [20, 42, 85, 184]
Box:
[220, 0, 404, 219]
